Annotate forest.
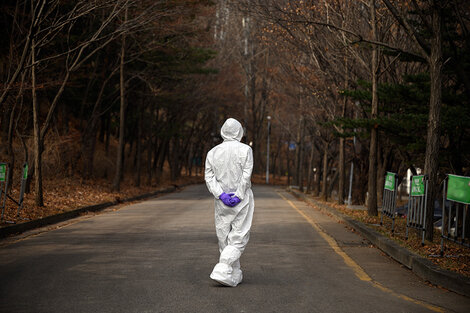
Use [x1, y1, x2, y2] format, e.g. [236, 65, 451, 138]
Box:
[1, 0, 469, 241]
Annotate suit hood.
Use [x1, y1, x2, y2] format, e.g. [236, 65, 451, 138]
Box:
[220, 118, 243, 142]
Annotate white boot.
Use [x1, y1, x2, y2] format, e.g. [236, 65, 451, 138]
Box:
[210, 246, 243, 287]
[210, 263, 238, 287]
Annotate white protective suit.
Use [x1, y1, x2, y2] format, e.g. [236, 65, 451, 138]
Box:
[205, 118, 255, 287]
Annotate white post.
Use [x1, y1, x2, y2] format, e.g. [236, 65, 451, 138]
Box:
[347, 162, 354, 206]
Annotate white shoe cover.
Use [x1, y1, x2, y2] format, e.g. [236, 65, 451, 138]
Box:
[219, 245, 241, 265]
[210, 263, 241, 287]
[232, 267, 243, 285]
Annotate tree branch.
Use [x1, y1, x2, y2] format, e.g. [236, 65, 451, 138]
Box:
[381, 0, 431, 57]
[273, 18, 427, 61]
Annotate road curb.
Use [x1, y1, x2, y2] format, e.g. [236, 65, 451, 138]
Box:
[288, 188, 470, 298]
[0, 183, 197, 239]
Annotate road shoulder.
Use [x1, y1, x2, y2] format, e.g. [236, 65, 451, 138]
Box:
[288, 187, 470, 299]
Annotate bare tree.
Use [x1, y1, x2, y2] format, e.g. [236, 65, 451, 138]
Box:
[26, 0, 153, 204]
[113, 5, 128, 191]
[367, 0, 379, 215]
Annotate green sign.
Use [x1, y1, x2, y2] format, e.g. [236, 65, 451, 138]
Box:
[447, 174, 470, 204]
[0, 163, 5, 182]
[23, 164, 28, 180]
[410, 175, 425, 197]
[384, 172, 396, 191]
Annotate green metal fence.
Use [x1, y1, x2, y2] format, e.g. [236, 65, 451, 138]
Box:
[406, 175, 428, 246]
[441, 174, 470, 255]
[381, 172, 398, 233]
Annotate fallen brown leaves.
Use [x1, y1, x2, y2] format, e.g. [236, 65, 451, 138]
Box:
[0, 175, 203, 226]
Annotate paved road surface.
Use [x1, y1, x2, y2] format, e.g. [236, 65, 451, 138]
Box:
[1, 185, 469, 312]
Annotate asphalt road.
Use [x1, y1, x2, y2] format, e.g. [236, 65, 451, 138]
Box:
[1, 184, 469, 313]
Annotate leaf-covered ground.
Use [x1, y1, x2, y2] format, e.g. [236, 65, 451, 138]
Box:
[0, 175, 203, 226]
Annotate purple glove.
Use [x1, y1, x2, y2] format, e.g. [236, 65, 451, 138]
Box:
[219, 192, 235, 206]
[231, 196, 241, 206]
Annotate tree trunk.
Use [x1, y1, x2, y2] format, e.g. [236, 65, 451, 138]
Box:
[367, 0, 379, 216]
[313, 159, 321, 197]
[272, 136, 281, 180]
[105, 112, 111, 155]
[6, 70, 25, 186]
[424, 4, 443, 242]
[134, 101, 143, 187]
[31, 39, 44, 206]
[169, 139, 178, 181]
[287, 147, 292, 186]
[146, 137, 153, 185]
[321, 142, 329, 201]
[377, 145, 391, 205]
[112, 6, 128, 191]
[328, 170, 339, 199]
[295, 115, 304, 186]
[6, 109, 15, 186]
[81, 75, 108, 179]
[155, 139, 168, 184]
[356, 159, 369, 204]
[298, 122, 305, 192]
[338, 58, 348, 204]
[1, 106, 12, 155]
[99, 115, 106, 143]
[306, 143, 314, 194]
[81, 122, 98, 179]
[338, 136, 345, 204]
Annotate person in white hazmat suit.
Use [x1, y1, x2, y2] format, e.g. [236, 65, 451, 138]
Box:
[205, 118, 255, 287]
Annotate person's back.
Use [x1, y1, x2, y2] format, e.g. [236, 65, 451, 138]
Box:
[206, 140, 252, 197]
[204, 118, 255, 287]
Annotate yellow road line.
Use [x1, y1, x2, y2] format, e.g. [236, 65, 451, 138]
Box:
[276, 191, 445, 313]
